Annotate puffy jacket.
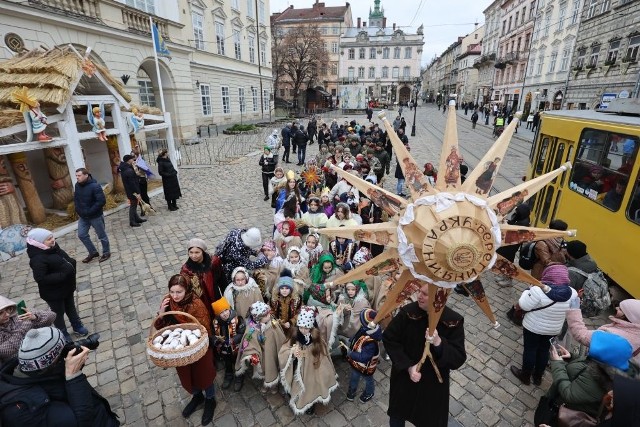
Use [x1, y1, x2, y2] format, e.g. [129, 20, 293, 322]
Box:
[73, 176, 105, 219]
[281, 126, 291, 144]
[259, 154, 277, 174]
[292, 129, 309, 147]
[519, 285, 576, 335]
[118, 162, 140, 199]
[0, 359, 120, 427]
[27, 243, 76, 301]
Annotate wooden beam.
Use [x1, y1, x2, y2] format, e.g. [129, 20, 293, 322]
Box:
[0, 114, 64, 138]
[0, 139, 68, 156]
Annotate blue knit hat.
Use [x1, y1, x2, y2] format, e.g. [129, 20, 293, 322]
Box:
[278, 268, 294, 290]
[588, 330, 632, 371]
[360, 309, 377, 328]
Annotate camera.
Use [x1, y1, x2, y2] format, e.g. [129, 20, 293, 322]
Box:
[61, 333, 100, 358]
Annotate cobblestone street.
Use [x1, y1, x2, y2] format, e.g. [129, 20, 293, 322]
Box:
[0, 107, 608, 426]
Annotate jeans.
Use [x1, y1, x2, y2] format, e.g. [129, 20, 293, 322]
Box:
[348, 368, 375, 396]
[262, 173, 274, 196]
[129, 197, 142, 225]
[46, 294, 81, 333]
[522, 327, 553, 377]
[78, 216, 110, 255]
[396, 178, 405, 195]
[282, 144, 290, 162]
[389, 417, 405, 427]
[297, 145, 306, 164]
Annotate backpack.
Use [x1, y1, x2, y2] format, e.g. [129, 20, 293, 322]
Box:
[518, 241, 538, 270]
[568, 267, 611, 317]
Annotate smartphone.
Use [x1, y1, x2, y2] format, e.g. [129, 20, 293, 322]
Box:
[549, 337, 562, 352]
[16, 300, 26, 315]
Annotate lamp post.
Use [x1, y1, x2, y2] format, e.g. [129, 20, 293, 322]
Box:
[411, 80, 421, 136]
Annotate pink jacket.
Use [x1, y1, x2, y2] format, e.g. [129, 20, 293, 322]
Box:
[566, 309, 640, 364]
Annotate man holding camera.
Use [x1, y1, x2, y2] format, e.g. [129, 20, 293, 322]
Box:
[0, 327, 118, 426]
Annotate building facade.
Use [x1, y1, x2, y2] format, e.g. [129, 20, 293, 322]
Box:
[474, 0, 502, 107]
[0, 0, 274, 138]
[565, 0, 640, 110]
[456, 25, 485, 105]
[271, 1, 352, 106]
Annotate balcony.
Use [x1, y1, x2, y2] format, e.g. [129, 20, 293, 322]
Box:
[27, 0, 101, 22]
[505, 52, 519, 63]
[494, 58, 507, 69]
[340, 77, 359, 84]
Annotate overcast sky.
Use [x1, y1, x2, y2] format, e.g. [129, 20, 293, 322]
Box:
[270, 0, 489, 66]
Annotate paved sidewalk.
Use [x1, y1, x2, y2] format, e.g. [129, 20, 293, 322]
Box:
[0, 110, 608, 426]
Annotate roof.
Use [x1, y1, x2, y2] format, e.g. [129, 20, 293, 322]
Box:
[272, 3, 350, 23]
[542, 110, 640, 126]
[0, 46, 131, 109]
[341, 27, 423, 43]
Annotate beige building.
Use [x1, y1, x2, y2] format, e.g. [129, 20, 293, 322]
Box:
[271, 1, 352, 106]
[565, 0, 640, 110]
[455, 25, 485, 105]
[0, 0, 274, 139]
[474, 0, 502, 107]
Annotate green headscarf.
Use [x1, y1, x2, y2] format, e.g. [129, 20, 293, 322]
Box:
[309, 253, 338, 284]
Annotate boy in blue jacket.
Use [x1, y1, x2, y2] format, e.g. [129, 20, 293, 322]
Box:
[346, 309, 383, 403]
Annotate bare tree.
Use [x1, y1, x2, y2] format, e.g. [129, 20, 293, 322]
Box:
[272, 25, 328, 107]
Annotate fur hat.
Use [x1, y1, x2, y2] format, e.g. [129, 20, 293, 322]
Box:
[360, 309, 377, 328]
[250, 301, 270, 319]
[297, 306, 316, 329]
[231, 266, 249, 282]
[566, 240, 587, 259]
[27, 228, 53, 244]
[187, 238, 207, 252]
[541, 264, 570, 286]
[278, 269, 294, 290]
[619, 299, 640, 324]
[241, 227, 262, 249]
[18, 327, 66, 372]
[211, 297, 231, 317]
[588, 330, 632, 371]
[353, 247, 371, 266]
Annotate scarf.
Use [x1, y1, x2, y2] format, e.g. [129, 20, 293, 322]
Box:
[310, 253, 338, 284]
[26, 238, 49, 250]
[278, 219, 301, 237]
[296, 329, 312, 346]
[282, 259, 305, 277]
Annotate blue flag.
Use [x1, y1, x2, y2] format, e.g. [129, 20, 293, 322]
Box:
[152, 23, 171, 58]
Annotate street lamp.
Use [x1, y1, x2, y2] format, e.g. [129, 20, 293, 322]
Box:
[411, 80, 421, 136]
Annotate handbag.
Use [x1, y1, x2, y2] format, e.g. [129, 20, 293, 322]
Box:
[534, 395, 559, 426]
[557, 405, 598, 427]
[507, 301, 557, 327]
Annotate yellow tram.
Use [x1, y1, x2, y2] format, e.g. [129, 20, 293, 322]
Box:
[526, 108, 640, 298]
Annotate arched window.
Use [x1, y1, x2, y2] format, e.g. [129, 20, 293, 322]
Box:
[137, 68, 156, 107]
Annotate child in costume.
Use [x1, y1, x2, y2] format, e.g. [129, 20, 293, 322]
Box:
[274, 219, 303, 258]
[270, 269, 302, 335]
[257, 239, 283, 300]
[329, 236, 357, 272]
[278, 306, 339, 415]
[300, 232, 324, 269]
[235, 301, 287, 393]
[280, 246, 310, 292]
[269, 167, 287, 208]
[211, 297, 246, 391]
[346, 309, 383, 403]
[304, 253, 344, 307]
[223, 267, 263, 320]
[337, 281, 371, 339]
[155, 275, 216, 425]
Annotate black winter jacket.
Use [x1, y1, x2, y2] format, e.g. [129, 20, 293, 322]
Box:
[259, 154, 277, 174]
[73, 176, 105, 220]
[27, 243, 76, 301]
[118, 162, 140, 199]
[292, 129, 309, 147]
[0, 359, 119, 427]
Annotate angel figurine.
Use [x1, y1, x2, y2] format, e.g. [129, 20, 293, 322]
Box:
[28, 102, 52, 142]
[128, 107, 144, 134]
[87, 102, 107, 141]
[10, 86, 52, 142]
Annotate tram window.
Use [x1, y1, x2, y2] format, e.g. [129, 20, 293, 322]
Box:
[536, 137, 550, 175]
[560, 146, 574, 187]
[569, 128, 638, 210]
[540, 186, 555, 223]
[550, 189, 562, 223]
[627, 177, 640, 225]
[552, 143, 565, 184]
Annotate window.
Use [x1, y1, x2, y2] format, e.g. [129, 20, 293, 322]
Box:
[570, 128, 637, 211]
[515, 12, 519, 24]
[368, 67, 375, 78]
[370, 48, 376, 59]
[331, 63, 338, 75]
[126, 0, 154, 14]
[525, 33, 530, 49]
[607, 40, 620, 64]
[200, 84, 211, 116]
[320, 27, 328, 35]
[628, 176, 640, 224]
[537, 55, 544, 74]
[332, 26, 339, 35]
[626, 35, 640, 61]
[358, 67, 365, 78]
[392, 66, 399, 78]
[558, 6, 566, 31]
[601, 0, 610, 12]
[348, 48, 355, 59]
[233, 29, 241, 60]
[258, 0, 265, 24]
[359, 48, 365, 59]
[260, 41, 266, 64]
[383, 47, 390, 59]
[403, 66, 410, 78]
[522, 6, 527, 23]
[587, 0, 598, 19]
[544, 15, 551, 37]
[405, 47, 412, 59]
[332, 42, 338, 54]
[571, 0, 581, 24]
[216, 22, 225, 55]
[560, 49, 570, 70]
[530, 1, 536, 18]
[508, 16, 512, 32]
[394, 47, 401, 59]
[323, 42, 327, 52]
[221, 86, 230, 114]
[263, 90, 269, 111]
[247, 0, 255, 19]
[577, 47, 587, 68]
[382, 66, 389, 78]
[192, 12, 204, 50]
[231, 0, 239, 10]
[138, 79, 156, 107]
[279, 88, 284, 97]
[589, 46, 600, 66]
[251, 88, 258, 112]
[549, 52, 557, 72]
[348, 67, 355, 80]
[248, 36, 255, 63]
[502, 20, 506, 34]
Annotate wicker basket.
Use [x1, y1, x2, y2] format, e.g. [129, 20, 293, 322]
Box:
[146, 311, 209, 368]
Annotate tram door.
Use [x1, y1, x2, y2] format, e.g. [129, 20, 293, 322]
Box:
[531, 135, 574, 227]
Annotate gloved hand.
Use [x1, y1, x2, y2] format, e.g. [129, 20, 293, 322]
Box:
[569, 296, 581, 309]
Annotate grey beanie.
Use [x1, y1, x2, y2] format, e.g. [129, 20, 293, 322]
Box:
[188, 238, 207, 252]
[27, 228, 53, 244]
[19, 327, 66, 372]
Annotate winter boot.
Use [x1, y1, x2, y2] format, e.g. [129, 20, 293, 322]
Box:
[510, 365, 531, 385]
[71, 323, 89, 336]
[201, 398, 216, 425]
[233, 374, 244, 392]
[532, 372, 543, 386]
[222, 373, 234, 390]
[182, 392, 204, 418]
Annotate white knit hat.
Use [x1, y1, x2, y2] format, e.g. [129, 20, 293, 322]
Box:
[19, 327, 66, 372]
[297, 306, 316, 329]
[231, 266, 249, 283]
[250, 301, 270, 319]
[241, 227, 262, 249]
[27, 228, 52, 244]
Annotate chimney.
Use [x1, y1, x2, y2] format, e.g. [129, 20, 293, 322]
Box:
[357, 17, 361, 28]
[363, 21, 367, 27]
[383, 17, 387, 28]
[393, 23, 396, 31]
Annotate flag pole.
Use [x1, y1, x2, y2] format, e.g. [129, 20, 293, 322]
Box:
[150, 17, 167, 112]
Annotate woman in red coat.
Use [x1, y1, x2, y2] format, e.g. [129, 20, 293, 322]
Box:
[180, 238, 225, 320]
[155, 275, 217, 425]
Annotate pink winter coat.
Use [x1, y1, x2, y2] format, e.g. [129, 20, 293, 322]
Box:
[566, 308, 640, 364]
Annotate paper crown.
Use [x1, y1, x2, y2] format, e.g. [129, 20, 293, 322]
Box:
[286, 170, 296, 181]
